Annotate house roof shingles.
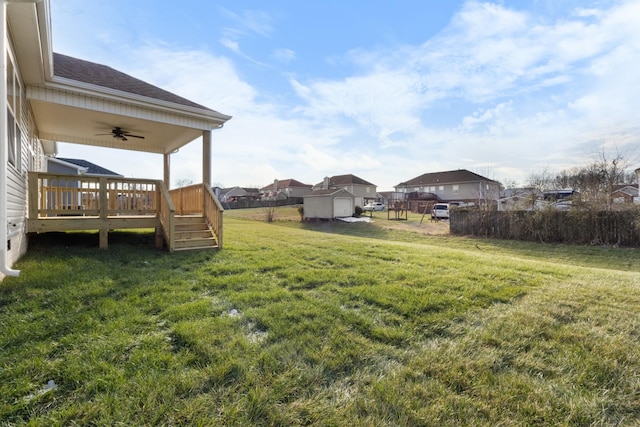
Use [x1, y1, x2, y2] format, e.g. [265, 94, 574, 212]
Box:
[398, 169, 499, 187]
[306, 188, 351, 197]
[53, 53, 218, 112]
[56, 158, 121, 176]
[329, 174, 374, 186]
[260, 179, 312, 191]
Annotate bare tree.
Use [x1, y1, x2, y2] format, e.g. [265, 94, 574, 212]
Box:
[526, 166, 555, 192]
[175, 178, 194, 188]
[545, 145, 638, 210]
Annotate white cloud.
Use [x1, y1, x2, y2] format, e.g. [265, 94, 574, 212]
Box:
[219, 8, 274, 37]
[272, 48, 295, 63]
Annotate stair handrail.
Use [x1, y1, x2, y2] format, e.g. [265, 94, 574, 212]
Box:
[203, 184, 224, 249]
[158, 181, 176, 251]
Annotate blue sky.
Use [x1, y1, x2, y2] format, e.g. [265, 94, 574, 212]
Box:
[52, 0, 640, 190]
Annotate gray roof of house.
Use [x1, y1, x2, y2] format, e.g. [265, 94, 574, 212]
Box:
[57, 158, 122, 176]
[53, 52, 217, 112]
[220, 187, 260, 195]
[613, 185, 639, 197]
[305, 188, 352, 197]
[260, 179, 312, 191]
[331, 174, 374, 186]
[315, 174, 375, 188]
[397, 169, 499, 187]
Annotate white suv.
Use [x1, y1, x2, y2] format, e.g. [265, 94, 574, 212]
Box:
[432, 203, 450, 219]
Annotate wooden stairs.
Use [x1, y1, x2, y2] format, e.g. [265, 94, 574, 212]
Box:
[174, 215, 219, 251]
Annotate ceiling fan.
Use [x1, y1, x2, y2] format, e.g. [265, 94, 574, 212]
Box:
[96, 127, 145, 141]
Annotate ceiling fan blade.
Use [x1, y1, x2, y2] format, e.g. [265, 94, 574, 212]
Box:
[124, 134, 145, 139]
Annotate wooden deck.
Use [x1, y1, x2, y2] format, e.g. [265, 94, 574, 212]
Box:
[27, 172, 223, 251]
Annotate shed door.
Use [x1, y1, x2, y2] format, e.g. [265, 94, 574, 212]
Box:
[334, 197, 353, 218]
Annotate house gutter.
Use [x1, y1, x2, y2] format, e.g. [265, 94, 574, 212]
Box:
[1, 0, 44, 278]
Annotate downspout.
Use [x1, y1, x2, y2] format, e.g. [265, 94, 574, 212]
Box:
[1, 0, 44, 277]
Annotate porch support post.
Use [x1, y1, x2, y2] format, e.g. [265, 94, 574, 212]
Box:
[164, 152, 170, 189]
[98, 176, 108, 249]
[203, 130, 211, 187]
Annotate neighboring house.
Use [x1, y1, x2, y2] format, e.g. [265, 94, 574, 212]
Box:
[260, 179, 312, 200]
[218, 187, 260, 203]
[1, 1, 230, 281]
[497, 188, 542, 211]
[47, 157, 123, 177]
[543, 189, 577, 201]
[611, 184, 638, 204]
[313, 174, 377, 208]
[395, 169, 501, 205]
[303, 188, 355, 219]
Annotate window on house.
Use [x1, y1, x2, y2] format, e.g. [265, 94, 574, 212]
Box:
[6, 52, 14, 112]
[6, 52, 22, 171]
[7, 109, 16, 167]
[452, 185, 459, 195]
[429, 186, 436, 192]
[439, 186, 444, 192]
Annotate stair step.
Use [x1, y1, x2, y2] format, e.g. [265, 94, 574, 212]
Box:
[176, 223, 210, 232]
[175, 230, 213, 239]
[174, 244, 219, 252]
[169, 215, 219, 251]
[175, 237, 217, 249]
[175, 215, 206, 224]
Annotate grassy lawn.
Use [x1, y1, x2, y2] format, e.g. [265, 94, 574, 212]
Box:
[1, 209, 639, 425]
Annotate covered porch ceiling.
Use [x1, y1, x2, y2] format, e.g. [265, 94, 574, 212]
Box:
[29, 97, 212, 155]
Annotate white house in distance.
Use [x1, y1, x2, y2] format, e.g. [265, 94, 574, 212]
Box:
[217, 187, 260, 203]
[1, 0, 231, 281]
[497, 187, 542, 211]
[313, 174, 377, 208]
[260, 178, 312, 200]
[395, 169, 501, 205]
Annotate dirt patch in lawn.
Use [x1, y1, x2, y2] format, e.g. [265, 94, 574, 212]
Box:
[374, 218, 450, 235]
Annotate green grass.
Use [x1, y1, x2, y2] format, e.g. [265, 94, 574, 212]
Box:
[1, 215, 639, 425]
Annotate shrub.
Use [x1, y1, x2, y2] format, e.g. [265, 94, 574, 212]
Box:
[354, 206, 363, 217]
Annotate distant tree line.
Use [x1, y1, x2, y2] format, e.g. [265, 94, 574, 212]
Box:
[524, 146, 638, 211]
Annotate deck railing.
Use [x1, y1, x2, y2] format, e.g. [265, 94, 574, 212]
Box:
[28, 172, 160, 218]
[27, 172, 223, 250]
[169, 183, 204, 215]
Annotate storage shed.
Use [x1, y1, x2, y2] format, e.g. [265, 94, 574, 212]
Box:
[303, 188, 355, 219]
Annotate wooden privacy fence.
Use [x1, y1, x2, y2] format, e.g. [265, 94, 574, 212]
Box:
[223, 197, 303, 210]
[450, 209, 640, 246]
